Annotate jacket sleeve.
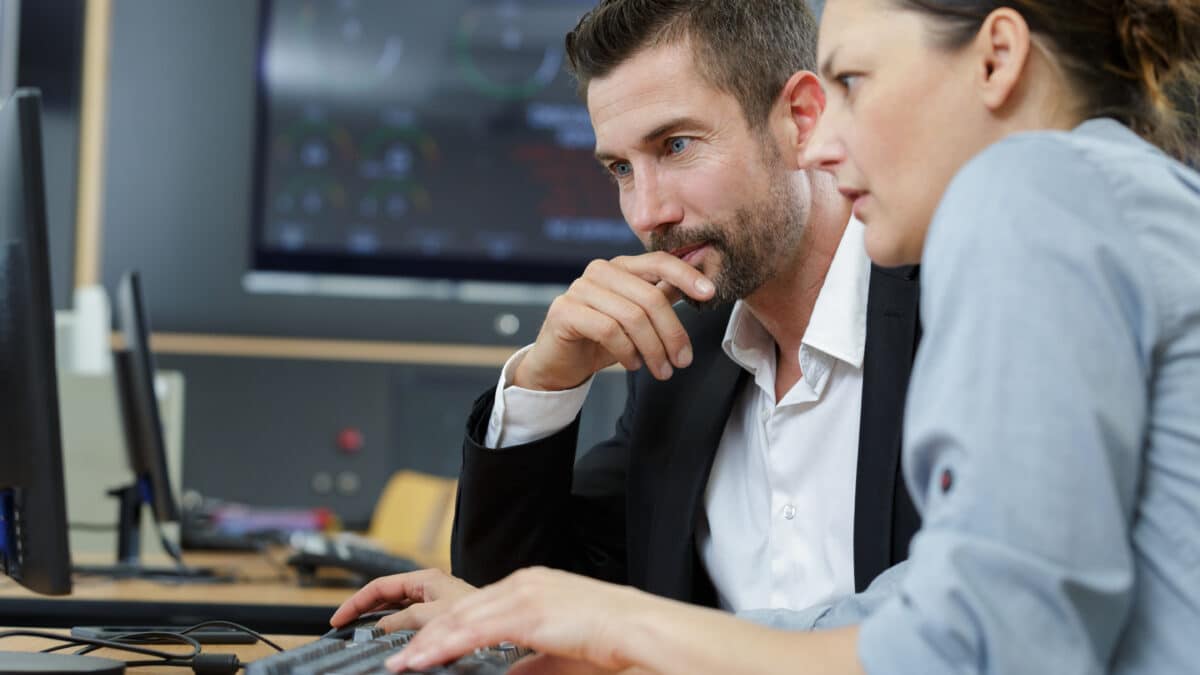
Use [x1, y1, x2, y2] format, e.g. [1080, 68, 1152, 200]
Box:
[451, 372, 637, 586]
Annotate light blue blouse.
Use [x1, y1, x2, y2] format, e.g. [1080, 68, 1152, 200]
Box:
[847, 119, 1200, 673]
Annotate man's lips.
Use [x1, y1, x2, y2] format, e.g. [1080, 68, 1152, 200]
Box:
[669, 243, 709, 265]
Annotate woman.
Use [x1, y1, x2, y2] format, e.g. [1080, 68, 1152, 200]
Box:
[378, 1, 1200, 672]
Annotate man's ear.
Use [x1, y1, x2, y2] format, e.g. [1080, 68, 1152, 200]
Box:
[777, 70, 826, 168]
[973, 7, 1032, 111]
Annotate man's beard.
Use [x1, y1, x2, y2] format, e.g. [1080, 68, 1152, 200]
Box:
[649, 169, 806, 310]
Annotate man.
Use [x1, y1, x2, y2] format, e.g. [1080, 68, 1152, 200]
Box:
[334, 0, 920, 627]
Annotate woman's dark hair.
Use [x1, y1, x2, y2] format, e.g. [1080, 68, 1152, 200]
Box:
[895, 1, 1200, 164]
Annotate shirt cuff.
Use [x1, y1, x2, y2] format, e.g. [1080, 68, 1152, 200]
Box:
[485, 345, 594, 449]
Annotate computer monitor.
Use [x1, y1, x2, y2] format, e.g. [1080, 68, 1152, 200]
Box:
[0, 88, 72, 597]
[75, 269, 215, 579]
[247, 0, 639, 302]
[115, 270, 179, 525]
[0, 87, 126, 675]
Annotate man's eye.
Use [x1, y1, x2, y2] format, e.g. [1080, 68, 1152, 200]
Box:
[668, 137, 692, 155]
[609, 161, 632, 178]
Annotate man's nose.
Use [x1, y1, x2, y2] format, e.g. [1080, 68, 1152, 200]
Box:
[626, 168, 684, 236]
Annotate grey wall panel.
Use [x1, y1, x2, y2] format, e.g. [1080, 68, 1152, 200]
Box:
[96, 0, 632, 527]
[99, 0, 549, 346]
[159, 353, 628, 528]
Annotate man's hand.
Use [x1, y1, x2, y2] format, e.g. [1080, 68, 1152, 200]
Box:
[329, 568, 477, 633]
[515, 252, 716, 391]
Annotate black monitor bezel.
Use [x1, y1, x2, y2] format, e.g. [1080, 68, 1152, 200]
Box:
[0, 88, 73, 596]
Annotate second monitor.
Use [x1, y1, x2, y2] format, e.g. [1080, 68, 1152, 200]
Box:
[74, 270, 214, 579]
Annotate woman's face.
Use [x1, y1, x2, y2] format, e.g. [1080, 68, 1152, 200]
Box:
[805, 0, 997, 266]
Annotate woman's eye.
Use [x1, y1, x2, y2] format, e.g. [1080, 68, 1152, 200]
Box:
[836, 73, 862, 93]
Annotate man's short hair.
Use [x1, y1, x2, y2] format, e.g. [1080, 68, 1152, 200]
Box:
[565, 0, 819, 128]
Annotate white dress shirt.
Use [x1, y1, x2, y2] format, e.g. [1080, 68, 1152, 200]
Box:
[486, 218, 870, 613]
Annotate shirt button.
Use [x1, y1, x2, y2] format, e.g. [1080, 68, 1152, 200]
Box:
[782, 504, 797, 520]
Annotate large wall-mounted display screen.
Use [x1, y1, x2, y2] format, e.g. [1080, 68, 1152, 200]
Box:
[251, 0, 638, 289]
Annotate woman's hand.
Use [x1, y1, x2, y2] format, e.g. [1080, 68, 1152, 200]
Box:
[385, 567, 658, 673]
[329, 568, 478, 633]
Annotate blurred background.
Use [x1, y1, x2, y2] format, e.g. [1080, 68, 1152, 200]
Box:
[11, 0, 640, 538]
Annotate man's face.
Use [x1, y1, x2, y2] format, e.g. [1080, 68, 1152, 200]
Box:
[587, 41, 808, 308]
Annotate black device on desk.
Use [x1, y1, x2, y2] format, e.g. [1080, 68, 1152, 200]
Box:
[286, 532, 420, 586]
[0, 88, 125, 675]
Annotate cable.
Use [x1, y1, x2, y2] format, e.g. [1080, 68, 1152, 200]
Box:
[0, 622, 272, 674]
[0, 628, 201, 662]
[178, 621, 285, 653]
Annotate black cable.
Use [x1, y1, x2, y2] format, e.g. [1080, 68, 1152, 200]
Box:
[0, 628, 200, 661]
[178, 621, 285, 653]
[69, 631, 200, 656]
[1, 621, 274, 674]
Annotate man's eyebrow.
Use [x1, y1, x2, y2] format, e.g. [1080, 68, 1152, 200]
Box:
[595, 149, 621, 164]
[594, 116, 708, 164]
[819, 45, 841, 82]
[640, 116, 706, 145]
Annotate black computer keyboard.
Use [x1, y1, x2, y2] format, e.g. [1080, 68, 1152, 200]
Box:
[247, 627, 528, 675]
[286, 533, 421, 584]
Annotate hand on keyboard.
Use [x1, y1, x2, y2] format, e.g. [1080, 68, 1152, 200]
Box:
[247, 624, 529, 675]
[389, 567, 654, 673]
[331, 568, 478, 633]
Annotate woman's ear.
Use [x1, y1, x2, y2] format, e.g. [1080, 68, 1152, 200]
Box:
[974, 7, 1032, 111]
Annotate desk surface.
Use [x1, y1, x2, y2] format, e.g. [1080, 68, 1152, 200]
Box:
[0, 630, 312, 674]
[0, 552, 361, 634]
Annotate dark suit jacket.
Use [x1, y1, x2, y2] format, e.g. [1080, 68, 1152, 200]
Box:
[452, 265, 922, 607]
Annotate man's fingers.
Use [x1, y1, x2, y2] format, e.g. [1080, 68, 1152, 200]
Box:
[655, 280, 685, 306]
[612, 252, 715, 302]
[572, 279, 674, 378]
[580, 263, 695, 374]
[559, 299, 642, 372]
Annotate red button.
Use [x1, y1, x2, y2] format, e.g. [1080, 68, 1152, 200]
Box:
[337, 428, 364, 454]
[940, 468, 953, 492]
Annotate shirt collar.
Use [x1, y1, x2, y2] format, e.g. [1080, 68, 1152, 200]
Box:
[721, 216, 870, 372]
[803, 216, 869, 369]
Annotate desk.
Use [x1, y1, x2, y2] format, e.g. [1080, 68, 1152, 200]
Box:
[0, 630, 312, 674]
[0, 552, 356, 635]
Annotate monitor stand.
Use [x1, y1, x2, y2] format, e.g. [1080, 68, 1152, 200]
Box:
[0, 652, 125, 674]
[71, 484, 221, 582]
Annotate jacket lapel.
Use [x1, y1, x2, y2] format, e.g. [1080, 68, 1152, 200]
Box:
[853, 265, 921, 591]
[644, 352, 747, 600]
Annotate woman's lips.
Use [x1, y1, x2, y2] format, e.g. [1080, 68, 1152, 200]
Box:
[838, 188, 870, 220]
